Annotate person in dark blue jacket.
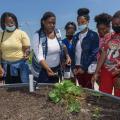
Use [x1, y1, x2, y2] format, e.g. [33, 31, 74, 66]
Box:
[62, 22, 76, 79]
[71, 8, 99, 89]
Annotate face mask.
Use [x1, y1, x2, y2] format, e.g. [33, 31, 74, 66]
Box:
[6, 25, 16, 32]
[78, 24, 88, 32]
[66, 35, 73, 40]
[112, 26, 120, 33]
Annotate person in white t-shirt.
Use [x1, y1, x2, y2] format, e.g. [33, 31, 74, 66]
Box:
[32, 12, 71, 83]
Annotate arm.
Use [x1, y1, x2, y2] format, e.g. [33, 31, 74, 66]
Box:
[0, 52, 4, 78]
[95, 49, 106, 74]
[0, 32, 4, 77]
[91, 49, 106, 83]
[32, 33, 54, 76]
[22, 46, 30, 60]
[0, 42, 4, 78]
[63, 44, 71, 65]
[0, 64, 4, 78]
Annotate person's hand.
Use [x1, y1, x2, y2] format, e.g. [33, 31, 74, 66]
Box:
[91, 73, 99, 88]
[0, 66, 4, 78]
[66, 55, 71, 65]
[73, 68, 78, 76]
[77, 67, 84, 74]
[73, 67, 84, 76]
[23, 49, 30, 60]
[114, 77, 120, 89]
[61, 62, 66, 69]
[23, 53, 29, 60]
[46, 68, 55, 77]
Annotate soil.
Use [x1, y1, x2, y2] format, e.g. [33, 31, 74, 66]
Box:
[0, 85, 120, 120]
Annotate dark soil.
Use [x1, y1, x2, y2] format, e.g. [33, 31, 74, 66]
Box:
[0, 86, 120, 120]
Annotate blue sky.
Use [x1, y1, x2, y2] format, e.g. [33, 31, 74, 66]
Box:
[0, 0, 120, 39]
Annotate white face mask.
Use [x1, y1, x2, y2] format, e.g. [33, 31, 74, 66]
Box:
[78, 24, 88, 32]
[6, 25, 16, 32]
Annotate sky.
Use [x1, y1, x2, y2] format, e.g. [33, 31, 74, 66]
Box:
[0, 0, 120, 39]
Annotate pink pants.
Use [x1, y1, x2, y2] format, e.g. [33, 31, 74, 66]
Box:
[99, 67, 120, 97]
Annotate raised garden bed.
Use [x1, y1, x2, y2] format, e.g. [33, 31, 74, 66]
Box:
[0, 83, 120, 120]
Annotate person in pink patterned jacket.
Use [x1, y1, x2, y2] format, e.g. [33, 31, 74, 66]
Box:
[93, 13, 112, 86]
[92, 11, 120, 97]
[94, 13, 112, 50]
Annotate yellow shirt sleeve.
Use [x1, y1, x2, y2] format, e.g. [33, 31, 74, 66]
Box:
[21, 31, 30, 47]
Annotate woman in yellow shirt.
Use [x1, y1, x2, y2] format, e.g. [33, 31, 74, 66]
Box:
[0, 12, 30, 84]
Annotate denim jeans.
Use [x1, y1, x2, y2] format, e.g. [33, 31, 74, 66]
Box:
[2, 59, 29, 83]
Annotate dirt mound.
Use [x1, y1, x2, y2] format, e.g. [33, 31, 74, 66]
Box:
[0, 86, 120, 120]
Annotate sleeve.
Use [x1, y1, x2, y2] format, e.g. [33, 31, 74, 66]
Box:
[102, 33, 111, 51]
[82, 32, 99, 71]
[32, 33, 45, 62]
[62, 38, 67, 46]
[21, 31, 30, 46]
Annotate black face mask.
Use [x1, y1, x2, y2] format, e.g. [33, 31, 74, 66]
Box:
[66, 35, 73, 40]
[112, 26, 120, 33]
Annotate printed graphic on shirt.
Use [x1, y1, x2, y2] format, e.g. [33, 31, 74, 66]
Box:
[105, 34, 120, 72]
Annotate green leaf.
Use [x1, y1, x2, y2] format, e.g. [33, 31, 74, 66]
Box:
[49, 89, 61, 103]
[54, 82, 62, 88]
[68, 101, 80, 112]
[49, 80, 82, 113]
[54, 83, 66, 94]
[62, 80, 75, 89]
[67, 86, 83, 95]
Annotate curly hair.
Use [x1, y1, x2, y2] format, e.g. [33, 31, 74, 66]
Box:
[113, 10, 120, 19]
[77, 8, 90, 20]
[94, 13, 112, 27]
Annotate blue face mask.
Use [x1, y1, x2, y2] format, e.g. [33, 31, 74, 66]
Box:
[78, 24, 88, 32]
[6, 25, 16, 32]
